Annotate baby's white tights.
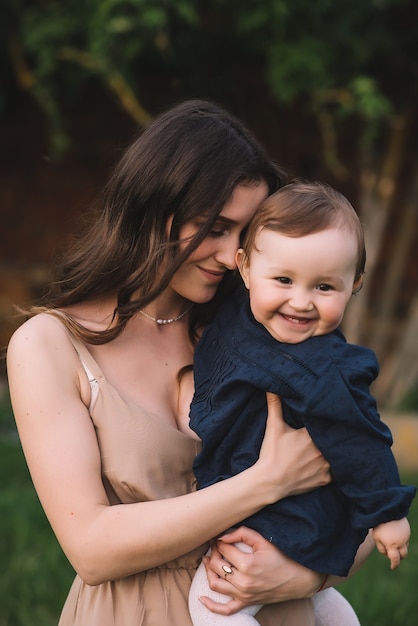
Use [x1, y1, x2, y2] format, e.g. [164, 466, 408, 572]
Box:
[189, 542, 361, 626]
[313, 587, 361, 626]
[188, 541, 263, 625]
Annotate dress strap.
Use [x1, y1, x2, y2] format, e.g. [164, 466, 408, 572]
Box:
[44, 310, 101, 413]
[76, 355, 100, 413]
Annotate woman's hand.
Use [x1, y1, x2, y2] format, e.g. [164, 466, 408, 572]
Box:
[198, 395, 332, 615]
[202, 530, 375, 615]
[202, 527, 322, 615]
[256, 393, 331, 503]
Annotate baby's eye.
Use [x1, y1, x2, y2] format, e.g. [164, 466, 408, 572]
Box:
[276, 277, 292, 284]
[317, 283, 334, 292]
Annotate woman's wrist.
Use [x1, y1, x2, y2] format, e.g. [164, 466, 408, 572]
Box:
[297, 568, 329, 599]
[245, 460, 287, 507]
[316, 574, 329, 593]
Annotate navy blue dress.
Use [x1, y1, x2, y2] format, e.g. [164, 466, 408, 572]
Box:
[190, 285, 416, 575]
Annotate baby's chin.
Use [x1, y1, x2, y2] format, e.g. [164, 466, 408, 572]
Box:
[264, 327, 314, 345]
[262, 319, 318, 344]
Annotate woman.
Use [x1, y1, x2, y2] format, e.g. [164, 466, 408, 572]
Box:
[7, 100, 373, 625]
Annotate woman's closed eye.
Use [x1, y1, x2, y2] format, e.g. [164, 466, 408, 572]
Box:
[209, 227, 230, 238]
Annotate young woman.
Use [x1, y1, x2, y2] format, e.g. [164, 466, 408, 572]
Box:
[7, 100, 373, 625]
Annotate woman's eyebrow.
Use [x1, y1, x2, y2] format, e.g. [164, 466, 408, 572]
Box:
[199, 213, 237, 227]
[214, 215, 236, 225]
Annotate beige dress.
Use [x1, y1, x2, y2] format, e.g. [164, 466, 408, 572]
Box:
[58, 331, 307, 626]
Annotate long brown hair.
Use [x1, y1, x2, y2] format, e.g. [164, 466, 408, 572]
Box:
[28, 99, 287, 343]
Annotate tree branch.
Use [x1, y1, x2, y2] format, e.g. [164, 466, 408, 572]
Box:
[58, 47, 152, 127]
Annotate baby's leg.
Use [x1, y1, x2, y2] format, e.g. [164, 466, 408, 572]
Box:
[312, 588, 361, 626]
[189, 542, 262, 625]
[256, 598, 314, 626]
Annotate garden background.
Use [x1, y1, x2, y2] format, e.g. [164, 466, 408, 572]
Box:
[1, 1, 417, 624]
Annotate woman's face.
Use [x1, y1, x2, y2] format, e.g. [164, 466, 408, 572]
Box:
[170, 182, 268, 304]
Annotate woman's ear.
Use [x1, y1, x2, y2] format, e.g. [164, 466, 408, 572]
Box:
[236, 248, 250, 289]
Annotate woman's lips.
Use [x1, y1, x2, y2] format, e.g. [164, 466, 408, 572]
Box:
[198, 267, 225, 283]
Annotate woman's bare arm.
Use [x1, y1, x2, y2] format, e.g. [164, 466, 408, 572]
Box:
[7, 315, 330, 586]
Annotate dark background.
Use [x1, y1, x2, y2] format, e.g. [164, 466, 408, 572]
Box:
[1, 0, 418, 409]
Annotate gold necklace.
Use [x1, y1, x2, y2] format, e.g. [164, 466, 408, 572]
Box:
[138, 305, 192, 325]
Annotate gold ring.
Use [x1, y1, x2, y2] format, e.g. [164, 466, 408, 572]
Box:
[222, 564, 233, 577]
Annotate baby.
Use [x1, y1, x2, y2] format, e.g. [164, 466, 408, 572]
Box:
[177, 181, 415, 626]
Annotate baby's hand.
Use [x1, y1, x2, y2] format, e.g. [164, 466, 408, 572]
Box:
[373, 518, 411, 569]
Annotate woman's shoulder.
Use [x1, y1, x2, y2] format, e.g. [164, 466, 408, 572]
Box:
[7, 311, 76, 362]
[10, 309, 66, 337]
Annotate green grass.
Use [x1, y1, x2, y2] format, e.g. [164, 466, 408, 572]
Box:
[0, 441, 74, 626]
[1, 387, 417, 625]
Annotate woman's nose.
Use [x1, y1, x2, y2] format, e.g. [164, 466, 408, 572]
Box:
[214, 238, 239, 270]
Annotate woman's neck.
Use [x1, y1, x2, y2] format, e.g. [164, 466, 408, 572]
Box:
[137, 290, 192, 323]
[62, 297, 117, 331]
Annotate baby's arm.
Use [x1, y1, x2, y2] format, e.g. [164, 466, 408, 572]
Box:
[177, 369, 201, 441]
[373, 517, 411, 569]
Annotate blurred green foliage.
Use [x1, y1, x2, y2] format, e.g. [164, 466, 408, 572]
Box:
[0, 440, 74, 626]
[1, 0, 417, 157]
[397, 387, 418, 413]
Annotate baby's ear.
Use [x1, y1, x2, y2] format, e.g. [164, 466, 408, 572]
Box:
[236, 248, 250, 289]
[352, 274, 364, 295]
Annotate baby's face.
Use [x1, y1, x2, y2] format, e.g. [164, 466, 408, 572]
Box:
[237, 226, 359, 344]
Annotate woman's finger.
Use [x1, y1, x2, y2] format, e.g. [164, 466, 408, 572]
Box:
[259, 393, 288, 463]
[265, 392, 289, 435]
